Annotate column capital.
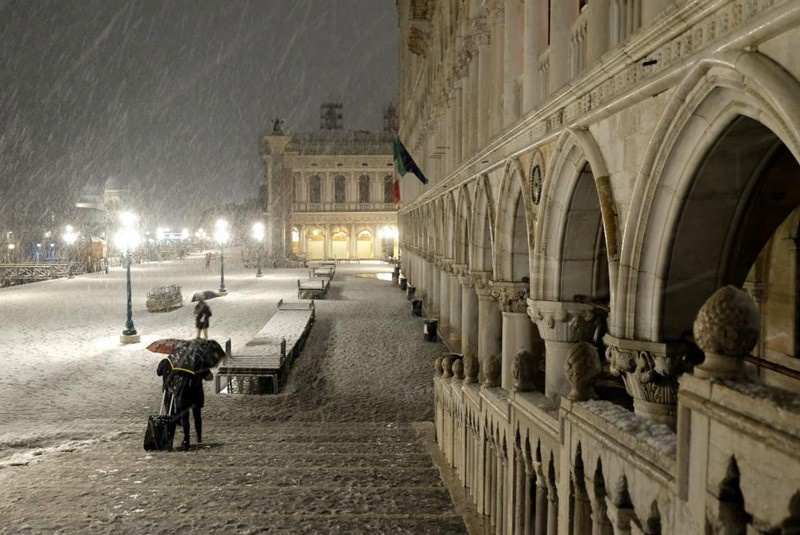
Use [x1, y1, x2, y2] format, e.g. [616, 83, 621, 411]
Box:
[526, 299, 600, 343]
[489, 280, 529, 313]
[439, 258, 455, 274]
[471, 271, 493, 298]
[603, 334, 694, 426]
[452, 263, 469, 277]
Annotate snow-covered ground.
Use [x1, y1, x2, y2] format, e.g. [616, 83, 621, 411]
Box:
[0, 252, 439, 467]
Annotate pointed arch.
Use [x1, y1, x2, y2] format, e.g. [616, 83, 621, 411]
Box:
[455, 185, 472, 265]
[495, 158, 533, 282]
[617, 51, 800, 341]
[470, 174, 496, 273]
[533, 128, 617, 303]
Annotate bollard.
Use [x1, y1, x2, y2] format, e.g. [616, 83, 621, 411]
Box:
[423, 318, 439, 341]
[399, 277, 408, 291]
[407, 286, 416, 300]
[412, 299, 423, 317]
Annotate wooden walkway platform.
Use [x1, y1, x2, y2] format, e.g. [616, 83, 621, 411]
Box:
[297, 278, 329, 299]
[215, 300, 315, 395]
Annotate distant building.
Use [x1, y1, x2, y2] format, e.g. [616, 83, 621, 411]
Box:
[260, 105, 398, 262]
[74, 176, 140, 240]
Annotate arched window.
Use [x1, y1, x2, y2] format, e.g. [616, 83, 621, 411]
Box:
[309, 175, 321, 204]
[359, 174, 371, 203]
[334, 175, 346, 204]
[383, 175, 394, 203]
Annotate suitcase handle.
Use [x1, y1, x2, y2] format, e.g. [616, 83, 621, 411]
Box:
[160, 391, 175, 416]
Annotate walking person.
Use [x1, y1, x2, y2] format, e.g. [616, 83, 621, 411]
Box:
[194, 299, 212, 339]
[205, 252, 211, 269]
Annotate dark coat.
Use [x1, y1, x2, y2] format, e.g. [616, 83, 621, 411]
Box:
[167, 370, 212, 411]
[194, 300, 212, 329]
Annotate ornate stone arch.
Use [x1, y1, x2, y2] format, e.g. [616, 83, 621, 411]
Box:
[455, 185, 472, 265]
[470, 173, 496, 273]
[533, 128, 618, 302]
[617, 51, 800, 341]
[495, 158, 533, 282]
[444, 191, 457, 259]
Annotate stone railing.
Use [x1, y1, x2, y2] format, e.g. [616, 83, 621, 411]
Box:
[432, 286, 800, 533]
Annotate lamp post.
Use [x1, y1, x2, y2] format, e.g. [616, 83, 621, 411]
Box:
[115, 212, 141, 343]
[214, 219, 229, 295]
[252, 221, 265, 277]
[62, 225, 78, 277]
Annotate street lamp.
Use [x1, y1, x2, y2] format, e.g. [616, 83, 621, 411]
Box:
[63, 225, 78, 277]
[214, 219, 229, 295]
[114, 212, 141, 344]
[252, 221, 265, 277]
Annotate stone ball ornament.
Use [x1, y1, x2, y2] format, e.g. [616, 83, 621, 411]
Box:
[463, 353, 480, 383]
[434, 355, 444, 376]
[441, 356, 453, 378]
[693, 285, 760, 379]
[482, 354, 502, 388]
[452, 358, 465, 380]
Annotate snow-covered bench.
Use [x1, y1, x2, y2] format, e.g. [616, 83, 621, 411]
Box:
[310, 266, 335, 279]
[215, 299, 315, 395]
[297, 278, 329, 299]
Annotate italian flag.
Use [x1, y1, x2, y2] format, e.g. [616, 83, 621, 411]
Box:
[393, 137, 428, 204]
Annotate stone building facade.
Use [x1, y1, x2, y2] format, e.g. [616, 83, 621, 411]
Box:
[396, 0, 800, 533]
[260, 130, 398, 262]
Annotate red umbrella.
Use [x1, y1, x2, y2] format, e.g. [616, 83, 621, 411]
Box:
[146, 338, 185, 355]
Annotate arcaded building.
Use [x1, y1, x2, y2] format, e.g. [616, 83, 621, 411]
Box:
[260, 107, 399, 263]
[396, 0, 800, 533]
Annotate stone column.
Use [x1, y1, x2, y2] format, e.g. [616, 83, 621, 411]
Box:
[548, 0, 573, 93]
[546, 478, 559, 535]
[263, 135, 292, 263]
[449, 265, 466, 352]
[523, 0, 542, 111]
[492, 282, 531, 391]
[475, 272, 502, 386]
[604, 334, 692, 428]
[604, 498, 636, 535]
[459, 271, 480, 382]
[419, 254, 429, 299]
[430, 256, 441, 319]
[534, 465, 549, 535]
[439, 259, 452, 338]
[475, 14, 491, 147]
[586, 0, 610, 64]
[514, 445, 527, 535]
[527, 300, 601, 403]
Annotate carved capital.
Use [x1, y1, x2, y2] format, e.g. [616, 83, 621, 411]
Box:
[603, 334, 694, 426]
[489, 281, 529, 313]
[526, 299, 600, 343]
[440, 258, 454, 274]
[471, 270, 492, 296]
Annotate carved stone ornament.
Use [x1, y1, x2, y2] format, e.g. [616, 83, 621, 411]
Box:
[471, 271, 492, 292]
[564, 342, 601, 401]
[452, 358, 465, 380]
[693, 285, 760, 380]
[512, 349, 542, 393]
[463, 352, 480, 384]
[434, 355, 444, 376]
[527, 299, 601, 343]
[482, 354, 502, 388]
[604, 334, 694, 426]
[491, 282, 529, 313]
[441, 356, 453, 378]
[530, 165, 543, 205]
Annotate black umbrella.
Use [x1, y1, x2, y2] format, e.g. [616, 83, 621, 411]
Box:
[192, 290, 220, 302]
[168, 339, 225, 374]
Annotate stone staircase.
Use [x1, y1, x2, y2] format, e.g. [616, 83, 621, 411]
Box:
[0, 421, 467, 534]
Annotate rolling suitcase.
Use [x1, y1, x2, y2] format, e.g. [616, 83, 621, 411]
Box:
[143, 391, 175, 451]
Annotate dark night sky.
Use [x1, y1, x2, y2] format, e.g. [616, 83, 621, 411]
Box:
[0, 0, 398, 229]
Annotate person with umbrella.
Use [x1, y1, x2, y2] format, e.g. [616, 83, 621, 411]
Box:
[164, 339, 224, 451]
[194, 299, 212, 339]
